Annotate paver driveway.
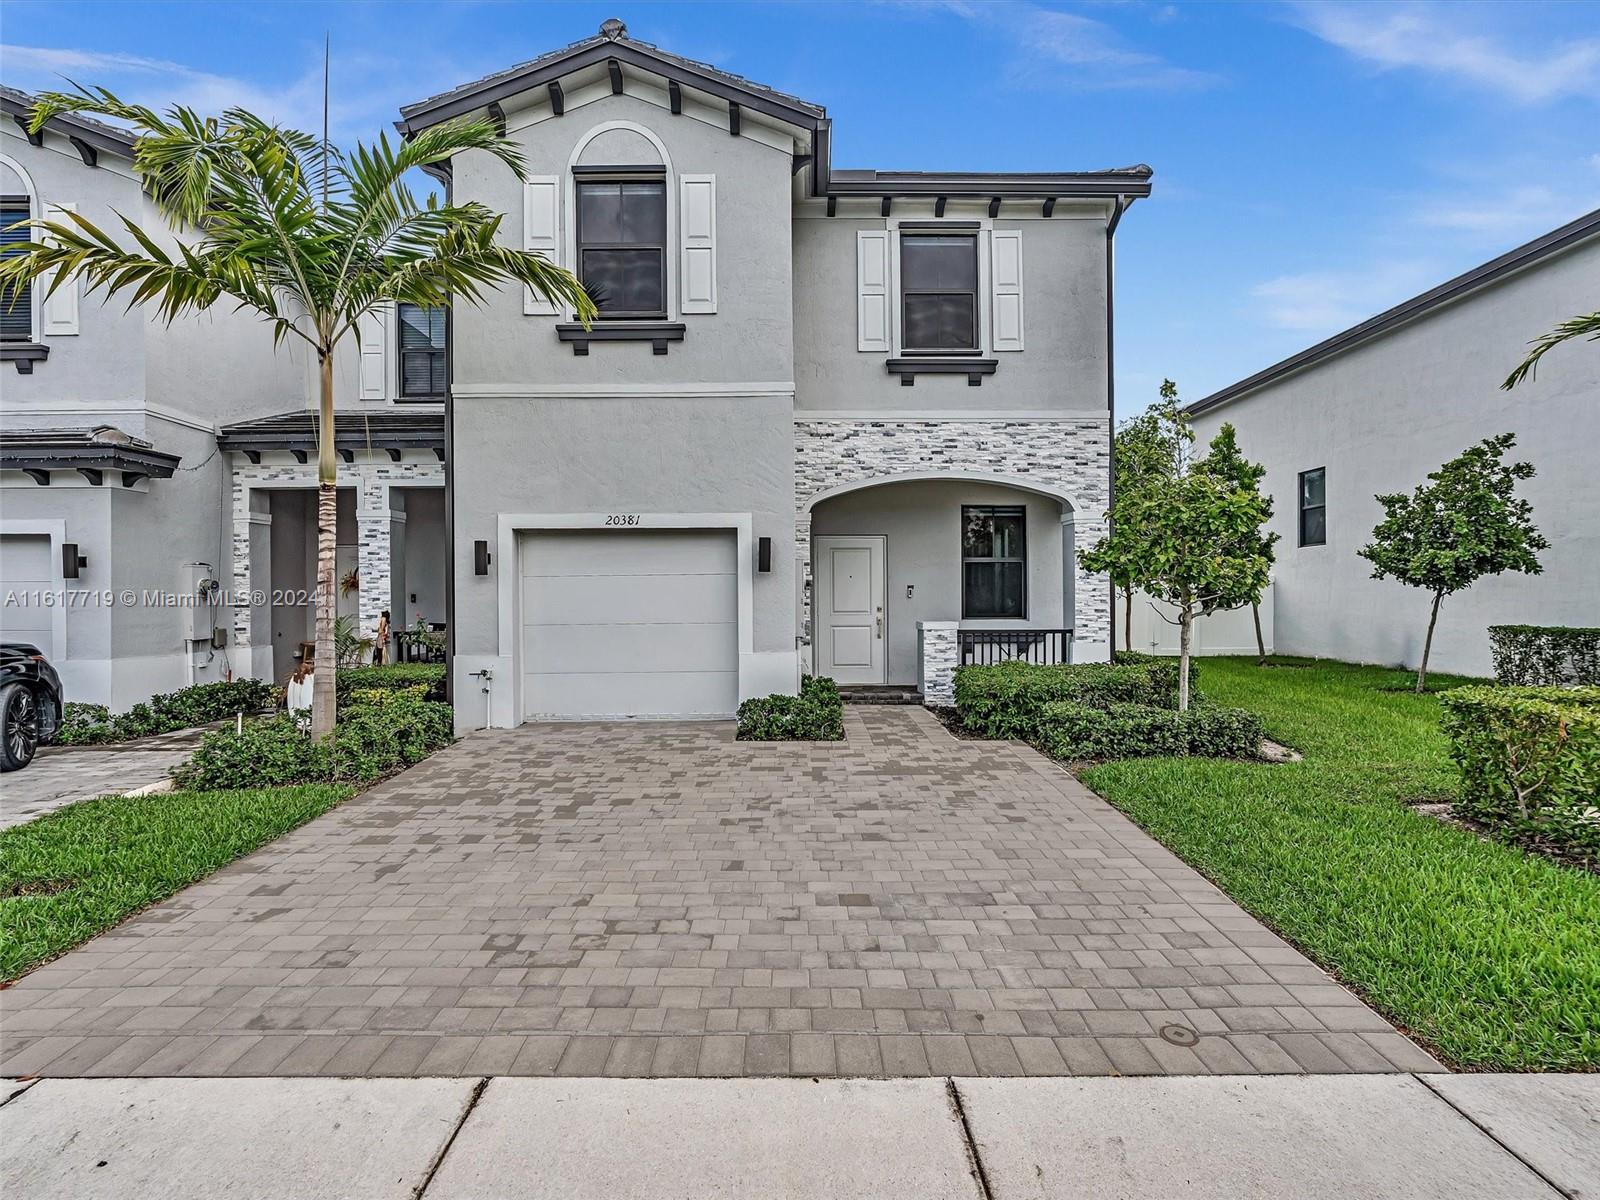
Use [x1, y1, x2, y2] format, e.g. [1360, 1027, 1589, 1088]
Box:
[0, 707, 1438, 1079]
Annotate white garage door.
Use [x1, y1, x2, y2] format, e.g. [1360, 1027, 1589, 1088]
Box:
[520, 529, 738, 720]
[0, 534, 57, 655]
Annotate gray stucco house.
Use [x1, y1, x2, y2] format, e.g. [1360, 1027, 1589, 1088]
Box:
[397, 20, 1149, 727]
[1189, 208, 1599, 679]
[0, 85, 446, 707]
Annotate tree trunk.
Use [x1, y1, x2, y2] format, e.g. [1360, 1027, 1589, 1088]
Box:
[311, 350, 338, 737]
[1177, 606, 1193, 712]
[1123, 586, 1133, 654]
[1252, 601, 1266, 665]
[1417, 591, 1443, 695]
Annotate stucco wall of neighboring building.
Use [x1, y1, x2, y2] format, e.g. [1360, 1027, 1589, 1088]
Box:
[1191, 235, 1600, 679]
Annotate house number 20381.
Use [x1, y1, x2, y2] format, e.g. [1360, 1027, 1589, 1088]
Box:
[605, 514, 642, 526]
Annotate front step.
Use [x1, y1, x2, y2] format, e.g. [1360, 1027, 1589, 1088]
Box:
[840, 686, 925, 706]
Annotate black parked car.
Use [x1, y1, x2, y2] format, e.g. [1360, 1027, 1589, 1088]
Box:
[1, 643, 63, 771]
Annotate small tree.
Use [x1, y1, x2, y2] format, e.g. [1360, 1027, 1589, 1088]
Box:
[1081, 380, 1189, 653]
[1359, 433, 1547, 693]
[1086, 392, 1273, 711]
[1503, 311, 1599, 389]
[1195, 423, 1278, 663]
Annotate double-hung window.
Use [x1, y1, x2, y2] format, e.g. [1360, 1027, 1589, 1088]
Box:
[1, 196, 32, 342]
[900, 230, 979, 353]
[397, 304, 446, 399]
[576, 174, 667, 319]
[962, 505, 1027, 619]
[1299, 467, 1326, 546]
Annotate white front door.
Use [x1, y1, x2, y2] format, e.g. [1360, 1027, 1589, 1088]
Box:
[814, 535, 886, 685]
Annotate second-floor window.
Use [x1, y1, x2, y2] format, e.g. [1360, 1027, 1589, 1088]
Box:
[577, 176, 667, 319]
[398, 304, 446, 398]
[1299, 467, 1326, 546]
[901, 231, 979, 353]
[1, 196, 31, 342]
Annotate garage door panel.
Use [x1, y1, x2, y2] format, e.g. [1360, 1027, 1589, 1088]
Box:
[521, 572, 736, 627]
[520, 531, 737, 577]
[524, 671, 738, 720]
[0, 534, 56, 651]
[522, 621, 737, 675]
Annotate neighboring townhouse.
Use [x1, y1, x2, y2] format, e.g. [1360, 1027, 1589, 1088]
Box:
[1189, 208, 1600, 679]
[0, 85, 445, 705]
[397, 20, 1150, 727]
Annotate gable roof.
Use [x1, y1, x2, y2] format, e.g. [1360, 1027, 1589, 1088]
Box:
[0, 85, 137, 162]
[1189, 206, 1600, 417]
[397, 19, 1152, 202]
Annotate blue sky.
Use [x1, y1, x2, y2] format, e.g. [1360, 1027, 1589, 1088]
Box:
[3, 0, 1596, 407]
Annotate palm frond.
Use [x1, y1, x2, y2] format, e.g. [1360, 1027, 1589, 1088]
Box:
[1502, 311, 1600, 389]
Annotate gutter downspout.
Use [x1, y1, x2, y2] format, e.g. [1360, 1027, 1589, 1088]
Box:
[1103, 194, 1133, 660]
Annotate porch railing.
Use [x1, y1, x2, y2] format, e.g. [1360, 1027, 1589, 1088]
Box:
[395, 629, 446, 664]
[958, 628, 1073, 666]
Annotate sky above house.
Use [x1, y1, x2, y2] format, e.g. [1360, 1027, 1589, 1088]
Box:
[2, 0, 1596, 410]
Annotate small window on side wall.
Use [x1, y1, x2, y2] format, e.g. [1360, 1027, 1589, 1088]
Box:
[398, 304, 446, 398]
[963, 505, 1026, 619]
[901, 231, 979, 353]
[576, 176, 667, 319]
[1299, 467, 1326, 546]
[1, 196, 32, 342]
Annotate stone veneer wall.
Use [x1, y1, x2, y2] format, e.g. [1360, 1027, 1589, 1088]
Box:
[229, 455, 443, 663]
[792, 418, 1112, 650]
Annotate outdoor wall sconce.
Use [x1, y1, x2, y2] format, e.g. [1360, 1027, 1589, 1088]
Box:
[61, 543, 87, 579]
[473, 540, 492, 576]
[757, 536, 772, 573]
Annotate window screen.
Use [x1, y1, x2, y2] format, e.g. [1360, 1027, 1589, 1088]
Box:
[1, 197, 31, 342]
[577, 179, 667, 318]
[398, 304, 446, 398]
[901, 232, 978, 352]
[1299, 467, 1326, 546]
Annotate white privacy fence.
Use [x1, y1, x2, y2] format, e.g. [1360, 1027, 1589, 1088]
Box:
[1123, 583, 1274, 657]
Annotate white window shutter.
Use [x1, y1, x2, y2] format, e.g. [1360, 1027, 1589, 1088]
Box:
[358, 304, 388, 400]
[990, 229, 1024, 352]
[41, 203, 79, 336]
[523, 177, 561, 316]
[856, 230, 890, 353]
[679, 173, 717, 314]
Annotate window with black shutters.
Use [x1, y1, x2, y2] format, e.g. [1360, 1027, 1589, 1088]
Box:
[962, 505, 1027, 619]
[1, 196, 31, 342]
[398, 304, 445, 398]
[1299, 467, 1326, 546]
[576, 177, 667, 319]
[901, 231, 979, 353]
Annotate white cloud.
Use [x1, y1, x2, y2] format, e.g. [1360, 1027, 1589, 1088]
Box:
[1290, 2, 1600, 104]
[892, 0, 1217, 90]
[1413, 184, 1593, 237]
[1251, 260, 1438, 333]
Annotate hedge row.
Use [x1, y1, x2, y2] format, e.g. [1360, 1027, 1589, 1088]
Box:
[335, 663, 447, 703]
[175, 694, 456, 789]
[1037, 699, 1264, 761]
[1488, 625, 1600, 687]
[56, 679, 278, 746]
[737, 676, 845, 741]
[953, 659, 1193, 740]
[1439, 685, 1600, 863]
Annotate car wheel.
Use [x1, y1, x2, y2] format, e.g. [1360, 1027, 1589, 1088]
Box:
[0, 682, 40, 772]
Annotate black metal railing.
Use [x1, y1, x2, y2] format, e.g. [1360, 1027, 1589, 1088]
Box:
[395, 629, 446, 664]
[958, 628, 1073, 666]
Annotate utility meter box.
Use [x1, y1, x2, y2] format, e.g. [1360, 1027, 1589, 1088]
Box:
[179, 563, 220, 643]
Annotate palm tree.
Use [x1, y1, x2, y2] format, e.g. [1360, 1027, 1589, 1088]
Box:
[0, 87, 593, 735]
[1503, 311, 1599, 389]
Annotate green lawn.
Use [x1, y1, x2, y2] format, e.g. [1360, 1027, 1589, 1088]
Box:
[1080, 657, 1600, 1071]
[0, 785, 350, 981]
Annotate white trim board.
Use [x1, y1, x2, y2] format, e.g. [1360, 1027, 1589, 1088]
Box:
[455, 382, 795, 399]
[795, 410, 1102, 422]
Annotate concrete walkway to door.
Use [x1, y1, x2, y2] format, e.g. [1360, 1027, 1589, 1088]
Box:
[0, 707, 1437, 1079]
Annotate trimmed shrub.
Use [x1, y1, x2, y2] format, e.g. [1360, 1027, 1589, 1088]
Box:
[175, 696, 455, 790]
[737, 676, 845, 741]
[1439, 686, 1600, 861]
[1488, 625, 1600, 687]
[55, 679, 277, 746]
[1037, 700, 1264, 762]
[344, 685, 431, 708]
[953, 659, 1195, 739]
[335, 663, 447, 703]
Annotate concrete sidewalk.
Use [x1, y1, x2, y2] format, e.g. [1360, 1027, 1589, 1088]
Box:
[3, 1073, 1595, 1199]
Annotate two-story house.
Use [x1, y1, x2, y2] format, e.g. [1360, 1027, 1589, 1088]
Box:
[0, 85, 447, 705]
[396, 20, 1150, 727]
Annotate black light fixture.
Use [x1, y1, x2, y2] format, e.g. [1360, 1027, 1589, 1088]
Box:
[756, 536, 772, 573]
[473, 540, 492, 576]
[61, 543, 87, 579]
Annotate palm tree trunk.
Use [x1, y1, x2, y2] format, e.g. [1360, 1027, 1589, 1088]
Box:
[1178, 606, 1193, 712]
[311, 350, 338, 736]
[1252, 601, 1266, 665]
[1123, 586, 1133, 654]
[1417, 591, 1442, 695]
